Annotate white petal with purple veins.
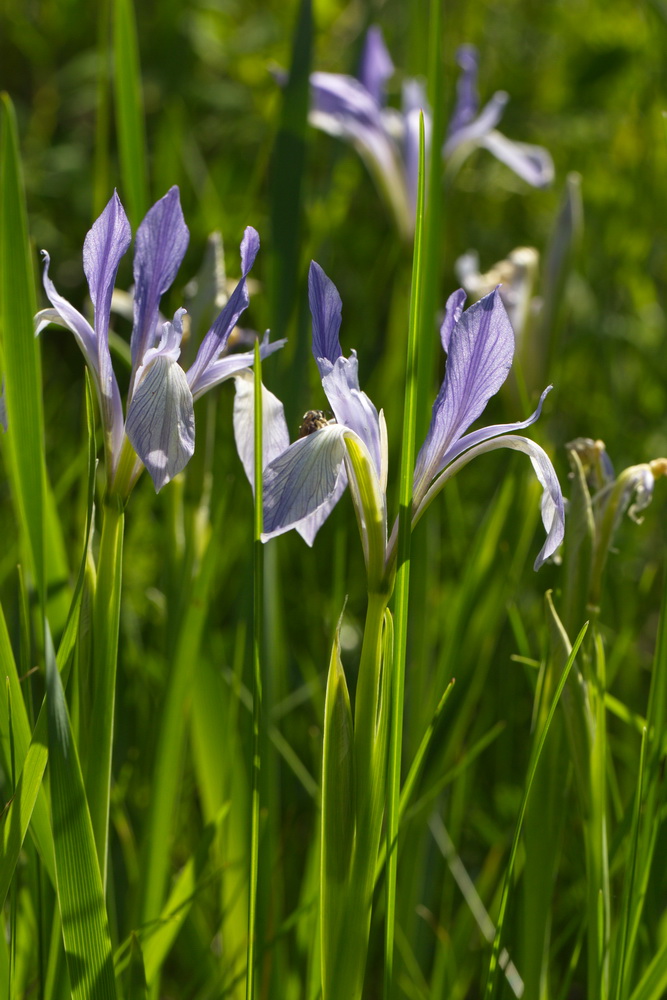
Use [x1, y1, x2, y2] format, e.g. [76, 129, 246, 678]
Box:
[233, 371, 290, 493]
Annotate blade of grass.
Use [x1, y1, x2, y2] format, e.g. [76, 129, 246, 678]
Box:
[45, 620, 117, 1000]
[0, 93, 45, 608]
[385, 110, 426, 1000]
[485, 621, 589, 1000]
[113, 0, 149, 227]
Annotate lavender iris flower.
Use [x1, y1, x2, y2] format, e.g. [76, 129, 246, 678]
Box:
[234, 262, 564, 576]
[309, 28, 554, 237]
[37, 187, 282, 496]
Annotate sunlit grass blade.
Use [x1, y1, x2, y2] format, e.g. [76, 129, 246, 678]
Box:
[268, 0, 312, 342]
[0, 93, 45, 607]
[485, 621, 589, 1000]
[627, 941, 667, 1000]
[113, 0, 149, 227]
[119, 933, 147, 1000]
[45, 621, 117, 1000]
[385, 110, 426, 1000]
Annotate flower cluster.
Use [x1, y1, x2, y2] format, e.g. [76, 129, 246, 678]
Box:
[37, 187, 283, 497]
[309, 28, 554, 236]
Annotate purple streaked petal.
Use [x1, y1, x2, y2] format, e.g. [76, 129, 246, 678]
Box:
[480, 130, 555, 188]
[190, 333, 286, 401]
[187, 227, 260, 394]
[321, 352, 383, 479]
[447, 45, 480, 136]
[125, 353, 195, 492]
[262, 424, 349, 540]
[440, 288, 467, 352]
[444, 91, 509, 157]
[83, 191, 131, 344]
[40, 252, 98, 374]
[131, 186, 189, 372]
[232, 371, 290, 493]
[309, 261, 342, 371]
[357, 26, 394, 106]
[293, 469, 348, 545]
[414, 288, 514, 495]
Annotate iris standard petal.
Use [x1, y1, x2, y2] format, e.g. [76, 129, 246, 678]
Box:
[263, 424, 349, 539]
[321, 352, 383, 479]
[125, 354, 195, 492]
[444, 91, 509, 157]
[83, 191, 131, 343]
[191, 333, 286, 401]
[357, 26, 394, 106]
[414, 288, 514, 493]
[131, 186, 190, 372]
[309, 261, 343, 371]
[448, 45, 480, 136]
[187, 227, 260, 393]
[440, 288, 467, 353]
[480, 130, 555, 188]
[233, 371, 290, 493]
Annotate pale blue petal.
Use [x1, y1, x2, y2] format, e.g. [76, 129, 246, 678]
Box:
[233, 371, 290, 493]
[321, 352, 383, 479]
[131, 186, 189, 371]
[263, 424, 349, 540]
[190, 332, 286, 401]
[309, 261, 343, 371]
[444, 91, 509, 157]
[440, 288, 467, 352]
[357, 26, 394, 106]
[83, 190, 131, 344]
[448, 45, 480, 135]
[480, 130, 555, 188]
[125, 355, 195, 492]
[40, 252, 98, 374]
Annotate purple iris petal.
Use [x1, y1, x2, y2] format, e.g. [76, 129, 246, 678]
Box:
[125, 310, 195, 491]
[131, 186, 190, 374]
[40, 252, 98, 375]
[414, 288, 514, 495]
[309, 261, 343, 372]
[357, 26, 394, 107]
[191, 333, 286, 401]
[84, 192, 132, 344]
[232, 371, 290, 493]
[440, 288, 467, 352]
[187, 227, 260, 394]
[448, 45, 480, 136]
[321, 352, 383, 480]
[262, 424, 350, 540]
[480, 131, 555, 188]
[444, 91, 509, 157]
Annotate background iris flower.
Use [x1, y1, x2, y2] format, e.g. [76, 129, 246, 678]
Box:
[309, 28, 554, 237]
[234, 261, 564, 585]
[37, 187, 282, 496]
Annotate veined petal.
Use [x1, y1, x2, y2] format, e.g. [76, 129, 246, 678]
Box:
[187, 227, 260, 393]
[263, 423, 349, 540]
[480, 130, 554, 188]
[83, 191, 131, 344]
[233, 371, 290, 493]
[40, 251, 98, 374]
[440, 288, 467, 353]
[357, 26, 394, 106]
[321, 352, 383, 479]
[131, 186, 189, 372]
[414, 288, 514, 496]
[309, 261, 343, 371]
[190, 332, 286, 401]
[292, 471, 348, 546]
[125, 354, 195, 492]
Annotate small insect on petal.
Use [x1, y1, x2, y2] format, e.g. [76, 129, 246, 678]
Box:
[298, 410, 335, 438]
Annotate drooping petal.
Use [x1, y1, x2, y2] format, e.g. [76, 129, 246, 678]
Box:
[262, 423, 350, 540]
[83, 191, 132, 344]
[232, 370, 290, 493]
[190, 332, 286, 401]
[480, 130, 555, 188]
[187, 227, 260, 394]
[321, 352, 383, 480]
[444, 91, 509, 157]
[357, 26, 394, 106]
[440, 288, 467, 353]
[309, 261, 343, 372]
[414, 288, 514, 496]
[125, 351, 195, 492]
[40, 251, 98, 374]
[309, 72, 412, 238]
[131, 186, 190, 372]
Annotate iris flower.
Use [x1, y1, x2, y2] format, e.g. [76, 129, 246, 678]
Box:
[234, 262, 564, 588]
[37, 187, 282, 497]
[309, 28, 554, 237]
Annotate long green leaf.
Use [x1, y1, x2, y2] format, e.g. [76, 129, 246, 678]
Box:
[113, 0, 149, 227]
[0, 93, 45, 606]
[45, 621, 117, 1000]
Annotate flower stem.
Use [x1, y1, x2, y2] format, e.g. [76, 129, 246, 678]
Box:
[86, 493, 124, 888]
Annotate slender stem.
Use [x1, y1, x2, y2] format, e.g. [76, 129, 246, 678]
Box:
[384, 111, 426, 1000]
[246, 342, 263, 1000]
[86, 494, 125, 889]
